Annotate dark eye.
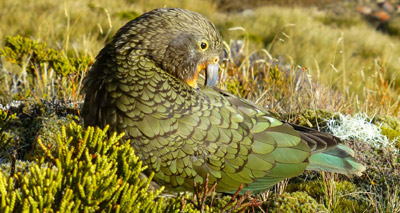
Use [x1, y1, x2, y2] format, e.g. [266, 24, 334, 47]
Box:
[199, 41, 208, 50]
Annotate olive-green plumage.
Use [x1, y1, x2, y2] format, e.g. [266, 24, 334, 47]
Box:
[82, 8, 365, 194]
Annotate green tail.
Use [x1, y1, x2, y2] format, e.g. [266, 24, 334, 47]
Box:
[306, 144, 365, 176]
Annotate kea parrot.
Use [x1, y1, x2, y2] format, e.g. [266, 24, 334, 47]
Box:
[82, 8, 365, 194]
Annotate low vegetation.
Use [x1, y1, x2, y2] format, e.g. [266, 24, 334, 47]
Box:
[1, 0, 399, 211]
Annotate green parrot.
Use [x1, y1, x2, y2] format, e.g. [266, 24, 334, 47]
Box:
[82, 8, 365, 194]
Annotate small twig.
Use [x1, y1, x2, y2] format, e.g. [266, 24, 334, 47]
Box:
[249, 197, 264, 212]
[191, 174, 219, 212]
[209, 182, 217, 208]
[200, 174, 210, 210]
[235, 190, 251, 209]
[10, 145, 17, 177]
[221, 184, 244, 212]
[180, 193, 186, 212]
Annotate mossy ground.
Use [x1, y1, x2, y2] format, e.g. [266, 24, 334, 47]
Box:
[1, 0, 400, 212]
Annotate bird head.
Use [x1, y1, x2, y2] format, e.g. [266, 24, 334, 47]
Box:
[112, 8, 223, 88]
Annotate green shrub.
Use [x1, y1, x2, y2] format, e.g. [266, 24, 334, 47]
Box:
[0, 122, 165, 212]
[1, 35, 90, 77]
[0, 36, 91, 101]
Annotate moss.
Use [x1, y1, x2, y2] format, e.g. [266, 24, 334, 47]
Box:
[336, 180, 356, 193]
[284, 109, 338, 130]
[332, 181, 369, 212]
[0, 109, 17, 160]
[269, 191, 327, 212]
[286, 180, 325, 199]
[286, 177, 369, 212]
[375, 115, 400, 149]
[333, 197, 368, 213]
[0, 100, 80, 161]
[31, 114, 79, 158]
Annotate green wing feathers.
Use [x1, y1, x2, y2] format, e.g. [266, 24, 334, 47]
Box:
[307, 144, 365, 176]
[290, 123, 365, 176]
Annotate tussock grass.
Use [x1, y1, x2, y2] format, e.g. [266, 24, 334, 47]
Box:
[2, 1, 400, 114]
[214, 6, 400, 109]
[0, 0, 218, 56]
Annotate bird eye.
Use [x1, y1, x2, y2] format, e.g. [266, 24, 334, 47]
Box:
[199, 40, 208, 50]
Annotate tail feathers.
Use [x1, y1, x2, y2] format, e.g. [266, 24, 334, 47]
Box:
[306, 144, 365, 176]
[288, 122, 340, 154]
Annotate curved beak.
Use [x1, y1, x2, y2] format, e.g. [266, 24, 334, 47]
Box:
[186, 56, 220, 88]
[205, 56, 219, 87]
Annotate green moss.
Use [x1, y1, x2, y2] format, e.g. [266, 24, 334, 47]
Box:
[0, 109, 17, 160]
[333, 197, 368, 213]
[335, 180, 356, 193]
[160, 188, 257, 212]
[0, 101, 80, 161]
[375, 115, 400, 148]
[31, 114, 79, 158]
[331, 181, 368, 212]
[286, 177, 369, 212]
[286, 180, 325, 199]
[284, 109, 338, 130]
[270, 191, 327, 212]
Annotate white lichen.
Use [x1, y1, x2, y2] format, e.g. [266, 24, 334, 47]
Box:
[327, 113, 397, 151]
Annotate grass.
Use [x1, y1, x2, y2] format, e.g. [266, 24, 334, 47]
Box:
[213, 6, 400, 115]
[2, 0, 400, 114]
[1, 0, 400, 212]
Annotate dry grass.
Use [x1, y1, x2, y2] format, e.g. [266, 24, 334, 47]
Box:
[2, 1, 400, 113]
[0, 0, 218, 56]
[213, 6, 400, 115]
[0, 0, 218, 103]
